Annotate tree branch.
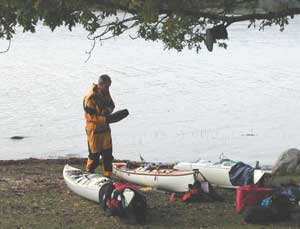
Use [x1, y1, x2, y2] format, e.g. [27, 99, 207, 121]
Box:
[0, 39, 11, 54]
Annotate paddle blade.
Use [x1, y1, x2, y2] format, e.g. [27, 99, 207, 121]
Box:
[106, 109, 129, 124]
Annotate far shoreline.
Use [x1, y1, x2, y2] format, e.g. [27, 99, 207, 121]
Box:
[0, 157, 131, 166]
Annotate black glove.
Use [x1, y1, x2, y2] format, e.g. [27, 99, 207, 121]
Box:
[106, 109, 129, 124]
[102, 108, 110, 116]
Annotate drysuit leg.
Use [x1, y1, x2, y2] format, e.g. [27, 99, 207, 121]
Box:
[86, 152, 101, 173]
[101, 148, 114, 177]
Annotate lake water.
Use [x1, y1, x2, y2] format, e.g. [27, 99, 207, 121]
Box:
[1, 16, 300, 165]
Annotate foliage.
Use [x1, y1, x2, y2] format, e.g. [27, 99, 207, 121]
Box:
[0, 0, 299, 53]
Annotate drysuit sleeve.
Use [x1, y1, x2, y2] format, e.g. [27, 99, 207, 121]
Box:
[103, 92, 115, 115]
[83, 96, 107, 126]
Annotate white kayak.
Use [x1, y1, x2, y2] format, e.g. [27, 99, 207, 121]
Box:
[63, 164, 148, 224]
[173, 159, 271, 188]
[112, 162, 197, 193]
[63, 164, 111, 202]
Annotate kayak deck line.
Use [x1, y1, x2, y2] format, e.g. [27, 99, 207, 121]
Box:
[113, 162, 195, 176]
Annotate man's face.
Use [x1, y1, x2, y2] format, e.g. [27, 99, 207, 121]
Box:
[98, 82, 111, 95]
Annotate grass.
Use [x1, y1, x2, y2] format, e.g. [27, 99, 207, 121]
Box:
[0, 158, 299, 228]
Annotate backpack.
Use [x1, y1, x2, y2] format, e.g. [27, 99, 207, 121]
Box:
[270, 192, 291, 220]
[99, 182, 147, 224]
[243, 206, 277, 224]
[243, 192, 291, 224]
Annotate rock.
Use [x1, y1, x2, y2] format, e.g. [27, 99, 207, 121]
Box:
[296, 164, 300, 174]
[272, 148, 300, 176]
[286, 159, 299, 174]
[10, 136, 26, 140]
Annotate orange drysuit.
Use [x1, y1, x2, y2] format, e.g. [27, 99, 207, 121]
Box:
[83, 84, 115, 175]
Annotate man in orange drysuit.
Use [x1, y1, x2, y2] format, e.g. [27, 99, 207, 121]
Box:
[83, 74, 115, 177]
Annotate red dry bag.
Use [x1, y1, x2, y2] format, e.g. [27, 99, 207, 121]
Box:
[236, 185, 272, 213]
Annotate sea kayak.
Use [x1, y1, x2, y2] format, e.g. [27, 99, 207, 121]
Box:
[63, 164, 111, 202]
[112, 162, 197, 192]
[63, 164, 147, 223]
[173, 159, 271, 188]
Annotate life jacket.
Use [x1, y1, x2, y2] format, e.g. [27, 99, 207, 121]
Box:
[182, 187, 209, 203]
[181, 181, 224, 203]
[83, 84, 115, 129]
[83, 85, 114, 114]
[98, 181, 146, 223]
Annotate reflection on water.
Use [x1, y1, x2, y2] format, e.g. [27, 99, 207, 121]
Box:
[0, 17, 300, 164]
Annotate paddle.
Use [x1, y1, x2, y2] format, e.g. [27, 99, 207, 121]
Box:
[106, 109, 129, 124]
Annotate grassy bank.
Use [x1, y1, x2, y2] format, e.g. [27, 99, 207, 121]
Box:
[0, 158, 298, 228]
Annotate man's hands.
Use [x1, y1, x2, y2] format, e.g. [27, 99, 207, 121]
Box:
[102, 108, 110, 116]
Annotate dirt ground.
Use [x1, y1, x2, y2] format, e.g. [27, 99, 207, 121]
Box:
[0, 158, 299, 228]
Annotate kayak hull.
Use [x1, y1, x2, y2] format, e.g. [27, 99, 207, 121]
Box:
[63, 164, 110, 203]
[112, 162, 196, 192]
[174, 161, 270, 188]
